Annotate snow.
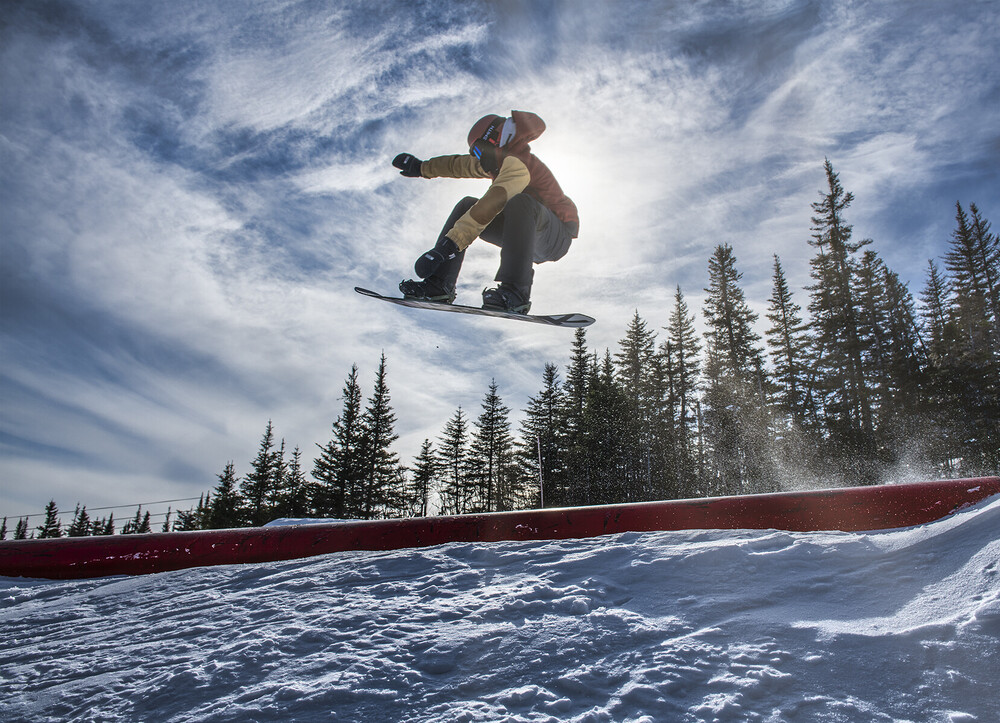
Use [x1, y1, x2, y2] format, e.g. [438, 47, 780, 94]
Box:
[3, 495, 999, 722]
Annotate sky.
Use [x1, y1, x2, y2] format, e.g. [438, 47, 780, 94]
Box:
[2, 0, 999, 523]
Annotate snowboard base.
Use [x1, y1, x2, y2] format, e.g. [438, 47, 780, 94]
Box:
[355, 287, 594, 328]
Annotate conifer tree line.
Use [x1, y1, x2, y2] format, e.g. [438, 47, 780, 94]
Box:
[3, 161, 996, 538]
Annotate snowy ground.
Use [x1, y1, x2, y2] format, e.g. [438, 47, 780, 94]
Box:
[3, 495, 999, 723]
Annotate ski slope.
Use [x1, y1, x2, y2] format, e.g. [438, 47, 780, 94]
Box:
[3, 494, 999, 722]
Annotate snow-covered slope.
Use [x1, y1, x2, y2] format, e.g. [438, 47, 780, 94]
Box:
[3, 494, 999, 722]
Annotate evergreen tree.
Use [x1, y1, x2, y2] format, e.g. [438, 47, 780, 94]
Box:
[67, 504, 92, 537]
[518, 363, 566, 507]
[122, 506, 152, 534]
[91, 513, 115, 536]
[240, 421, 283, 526]
[940, 202, 1000, 469]
[0, 517, 6, 540]
[313, 364, 364, 518]
[854, 251, 893, 423]
[278, 447, 311, 518]
[702, 244, 775, 495]
[37, 500, 62, 538]
[358, 353, 402, 518]
[562, 329, 592, 503]
[806, 159, 876, 481]
[919, 260, 965, 471]
[409, 439, 438, 517]
[15, 517, 29, 539]
[162, 508, 172, 533]
[765, 256, 811, 426]
[210, 462, 244, 529]
[920, 261, 956, 360]
[437, 407, 471, 514]
[946, 202, 995, 354]
[578, 351, 632, 505]
[967, 203, 1000, 333]
[614, 311, 658, 499]
[175, 495, 209, 531]
[875, 263, 925, 450]
[662, 286, 702, 498]
[468, 380, 518, 512]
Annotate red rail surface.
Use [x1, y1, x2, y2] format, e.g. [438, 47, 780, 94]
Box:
[2, 478, 998, 580]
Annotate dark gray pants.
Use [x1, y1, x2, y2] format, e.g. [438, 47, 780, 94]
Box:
[430, 193, 573, 297]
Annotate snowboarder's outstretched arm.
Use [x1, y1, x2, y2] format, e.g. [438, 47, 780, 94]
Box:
[393, 153, 531, 250]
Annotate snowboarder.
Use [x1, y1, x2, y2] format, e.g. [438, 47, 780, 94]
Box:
[392, 110, 579, 314]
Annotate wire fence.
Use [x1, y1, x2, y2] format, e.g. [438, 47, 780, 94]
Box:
[3, 497, 204, 522]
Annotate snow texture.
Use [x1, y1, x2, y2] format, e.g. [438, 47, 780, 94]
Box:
[3, 495, 999, 722]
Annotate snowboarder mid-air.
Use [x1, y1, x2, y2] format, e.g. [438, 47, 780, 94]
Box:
[392, 110, 579, 314]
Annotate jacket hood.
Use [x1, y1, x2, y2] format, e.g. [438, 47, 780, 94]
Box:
[508, 110, 545, 150]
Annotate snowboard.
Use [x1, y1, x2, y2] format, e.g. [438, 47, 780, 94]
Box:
[355, 287, 595, 328]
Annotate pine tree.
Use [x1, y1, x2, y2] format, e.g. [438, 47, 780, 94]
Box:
[37, 500, 62, 538]
[437, 407, 471, 515]
[704, 244, 768, 383]
[614, 311, 658, 499]
[210, 462, 243, 528]
[702, 244, 775, 495]
[806, 159, 876, 481]
[920, 260, 956, 361]
[967, 203, 1000, 334]
[175, 495, 208, 531]
[67, 504, 92, 537]
[854, 251, 893, 424]
[946, 202, 995, 354]
[919, 260, 965, 471]
[579, 351, 632, 505]
[765, 256, 811, 426]
[278, 447, 311, 518]
[162, 508, 173, 533]
[409, 439, 438, 517]
[877, 265, 925, 439]
[91, 513, 115, 536]
[15, 517, 29, 539]
[940, 202, 1000, 469]
[662, 286, 702, 498]
[468, 380, 517, 512]
[313, 364, 364, 518]
[518, 363, 566, 507]
[0, 517, 7, 540]
[358, 353, 401, 519]
[562, 329, 592, 504]
[241, 421, 282, 526]
[122, 506, 151, 534]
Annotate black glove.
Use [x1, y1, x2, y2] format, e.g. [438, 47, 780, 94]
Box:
[392, 153, 424, 178]
[414, 237, 460, 278]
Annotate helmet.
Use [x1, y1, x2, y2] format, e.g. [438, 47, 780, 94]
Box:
[467, 115, 514, 174]
[467, 115, 506, 149]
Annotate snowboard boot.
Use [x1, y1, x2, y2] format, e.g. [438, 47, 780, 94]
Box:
[399, 277, 456, 304]
[482, 284, 531, 314]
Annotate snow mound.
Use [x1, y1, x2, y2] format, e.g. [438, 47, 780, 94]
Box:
[3, 495, 999, 722]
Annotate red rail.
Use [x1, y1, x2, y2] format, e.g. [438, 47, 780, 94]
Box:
[2, 478, 998, 580]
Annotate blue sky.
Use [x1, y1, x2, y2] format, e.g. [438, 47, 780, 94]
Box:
[2, 0, 999, 522]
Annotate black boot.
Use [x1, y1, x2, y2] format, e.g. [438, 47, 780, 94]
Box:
[482, 283, 530, 314]
[399, 277, 456, 303]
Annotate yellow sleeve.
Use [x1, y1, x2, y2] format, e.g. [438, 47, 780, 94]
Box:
[444, 156, 531, 250]
[420, 154, 492, 179]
